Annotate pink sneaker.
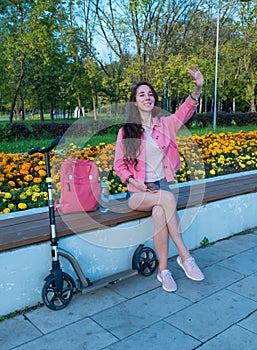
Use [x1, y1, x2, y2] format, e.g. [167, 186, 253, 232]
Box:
[157, 269, 177, 292]
[177, 256, 205, 281]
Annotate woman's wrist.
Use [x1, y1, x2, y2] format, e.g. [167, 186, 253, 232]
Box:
[192, 86, 202, 96]
[128, 177, 139, 188]
[126, 175, 134, 184]
[190, 87, 202, 103]
[190, 92, 199, 102]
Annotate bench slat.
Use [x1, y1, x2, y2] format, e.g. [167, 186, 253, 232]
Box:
[1, 173, 256, 252]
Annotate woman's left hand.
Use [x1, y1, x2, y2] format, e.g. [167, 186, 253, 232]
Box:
[186, 65, 204, 88]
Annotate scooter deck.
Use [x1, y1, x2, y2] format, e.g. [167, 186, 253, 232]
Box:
[80, 269, 138, 294]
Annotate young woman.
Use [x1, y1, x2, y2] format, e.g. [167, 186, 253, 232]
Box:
[114, 65, 205, 292]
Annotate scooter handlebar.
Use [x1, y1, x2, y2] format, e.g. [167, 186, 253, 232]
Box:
[49, 135, 64, 149]
[28, 136, 64, 155]
[28, 147, 41, 155]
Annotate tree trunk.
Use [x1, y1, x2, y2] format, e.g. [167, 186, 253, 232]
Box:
[21, 95, 25, 120]
[247, 83, 256, 112]
[9, 60, 25, 123]
[92, 95, 97, 120]
[50, 104, 54, 120]
[77, 96, 84, 117]
[10, 98, 16, 123]
[233, 98, 236, 112]
[199, 97, 203, 114]
[39, 102, 44, 122]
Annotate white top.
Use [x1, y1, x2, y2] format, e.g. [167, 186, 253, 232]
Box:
[143, 125, 164, 182]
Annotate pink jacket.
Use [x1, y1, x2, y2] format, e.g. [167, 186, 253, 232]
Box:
[114, 96, 198, 192]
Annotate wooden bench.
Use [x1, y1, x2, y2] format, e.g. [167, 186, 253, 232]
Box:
[1, 172, 257, 253]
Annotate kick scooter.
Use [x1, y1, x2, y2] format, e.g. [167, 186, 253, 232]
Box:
[28, 136, 158, 311]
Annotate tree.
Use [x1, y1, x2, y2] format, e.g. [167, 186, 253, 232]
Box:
[0, 2, 32, 122]
[234, 1, 257, 111]
[0, 0, 69, 122]
[0, 0, 256, 118]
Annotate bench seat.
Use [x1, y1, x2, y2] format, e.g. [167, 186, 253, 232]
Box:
[1, 171, 257, 253]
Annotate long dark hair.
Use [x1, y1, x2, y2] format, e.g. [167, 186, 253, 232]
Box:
[122, 81, 160, 167]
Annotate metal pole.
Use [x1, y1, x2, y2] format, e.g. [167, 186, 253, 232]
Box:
[213, 2, 220, 130]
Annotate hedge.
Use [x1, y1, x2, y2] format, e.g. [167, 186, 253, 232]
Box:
[1, 111, 257, 142]
[186, 111, 257, 128]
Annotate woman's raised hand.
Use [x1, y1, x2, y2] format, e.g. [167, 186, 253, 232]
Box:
[186, 65, 204, 89]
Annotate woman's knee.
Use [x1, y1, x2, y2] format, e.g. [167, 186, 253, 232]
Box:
[152, 205, 166, 222]
[160, 190, 177, 207]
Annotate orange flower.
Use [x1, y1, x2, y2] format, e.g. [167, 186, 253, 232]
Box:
[33, 177, 42, 184]
[38, 169, 47, 177]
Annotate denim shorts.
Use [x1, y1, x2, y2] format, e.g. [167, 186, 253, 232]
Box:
[126, 178, 170, 199]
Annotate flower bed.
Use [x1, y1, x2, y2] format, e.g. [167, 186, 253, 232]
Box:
[1, 130, 257, 214]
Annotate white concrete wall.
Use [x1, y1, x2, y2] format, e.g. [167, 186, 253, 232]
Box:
[1, 171, 257, 316]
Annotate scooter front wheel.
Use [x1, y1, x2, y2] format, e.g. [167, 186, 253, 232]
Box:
[133, 245, 158, 276]
[42, 272, 75, 310]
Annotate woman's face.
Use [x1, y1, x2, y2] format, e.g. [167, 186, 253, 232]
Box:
[135, 84, 155, 114]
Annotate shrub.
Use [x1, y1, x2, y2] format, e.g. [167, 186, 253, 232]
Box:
[186, 111, 257, 128]
[0, 124, 13, 142]
[9, 123, 31, 140]
[31, 122, 70, 139]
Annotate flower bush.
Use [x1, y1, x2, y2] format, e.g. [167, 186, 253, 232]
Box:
[194, 130, 257, 177]
[1, 130, 257, 214]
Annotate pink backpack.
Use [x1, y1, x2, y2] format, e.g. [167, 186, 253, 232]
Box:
[58, 158, 101, 213]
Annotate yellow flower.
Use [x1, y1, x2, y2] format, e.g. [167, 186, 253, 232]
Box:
[4, 192, 12, 199]
[32, 185, 40, 192]
[18, 203, 27, 210]
[8, 203, 15, 209]
[32, 191, 42, 202]
[210, 169, 216, 175]
[20, 193, 27, 200]
[41, 192, 48, 200]
[24, 175, 33, 182]
[3, 208, 10, 214]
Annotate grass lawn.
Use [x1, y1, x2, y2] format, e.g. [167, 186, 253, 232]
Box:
[1, 134, 118, 154]
[1, 123, 257, 154]
[185, 124, 257, 135]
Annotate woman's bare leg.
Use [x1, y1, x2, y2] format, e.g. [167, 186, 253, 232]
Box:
[151, 205, 169, 271]
[128, 190, 191, 261]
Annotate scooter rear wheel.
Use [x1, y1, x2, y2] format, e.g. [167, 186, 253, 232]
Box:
[42, 272, 75, 310]
[133, 245, 158, 276]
